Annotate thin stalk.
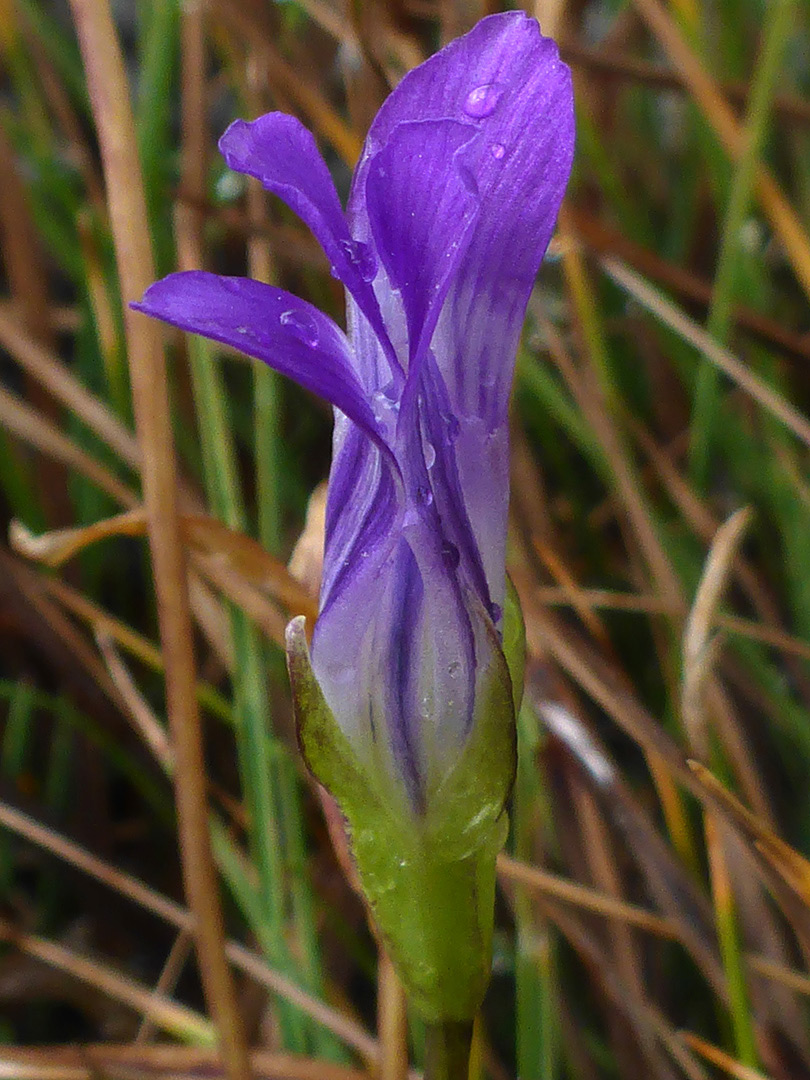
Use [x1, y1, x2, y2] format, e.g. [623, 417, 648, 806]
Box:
[689, 0, 797, 487]
[135, 0, 179, 277]
[705, 812, 759, 1070]
[67, 3, 250, 1076]
[188, 330, 308, 1051]
[178, 7, 307, 1049]
[277, 747, 345, 1058]
[513, 705, 559, 1080]
[77, 215, 131, 422]
[631, 0, 810, 302]
[246, 109, 285, 557]
[241, 44, 340, 1058]
[558, 213, 697, 867]
[255, 365, 284, 555]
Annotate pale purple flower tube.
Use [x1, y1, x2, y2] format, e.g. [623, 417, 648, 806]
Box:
[135, 12, 574, 811]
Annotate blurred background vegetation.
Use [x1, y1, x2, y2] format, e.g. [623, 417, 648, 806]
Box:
[0, 0, 808, 1077]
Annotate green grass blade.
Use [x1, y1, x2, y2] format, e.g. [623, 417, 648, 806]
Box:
[688, 0, 797, 487]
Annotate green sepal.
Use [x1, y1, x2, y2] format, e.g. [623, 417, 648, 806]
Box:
[285, 611, 517, 1022]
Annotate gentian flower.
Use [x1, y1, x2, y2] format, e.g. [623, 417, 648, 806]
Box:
[135, 12, 574, 1023]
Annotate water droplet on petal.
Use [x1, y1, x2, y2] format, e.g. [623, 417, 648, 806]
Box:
[416, 485, 433, 507]
[441, 540, 460, 570]
[339, 237, 377, 282]
[490, 142, 506, 160]
[372, 389, 399, 423]
[448, 660, 461, 676]
[280, 309, 319, 347]
[236, 325, 249, 335]
[424, 442, 436, 469]
[463, 83, 502, 119]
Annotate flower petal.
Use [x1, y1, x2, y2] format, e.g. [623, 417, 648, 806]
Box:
[314, 410, 483, 808]
[415, 353, 501, 613]
[364, 118, 479, 387]
[320, 414, 400, 614]
[219, 114, 402, 388]
[346, 11, 573, 614]
[133, 271, 384, 445]
[312, 520, 479, 809]
[350, 10, 574, 424]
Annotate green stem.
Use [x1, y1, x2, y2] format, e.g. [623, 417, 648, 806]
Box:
[425, 1021, 473, 1080]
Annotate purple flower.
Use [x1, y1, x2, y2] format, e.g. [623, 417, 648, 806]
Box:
[135, 13, 574, 813]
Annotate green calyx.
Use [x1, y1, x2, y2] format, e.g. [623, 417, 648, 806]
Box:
[285, 586, 524, 1023]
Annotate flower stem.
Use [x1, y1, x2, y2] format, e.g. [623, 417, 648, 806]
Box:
[425, 1021, 473, 1080]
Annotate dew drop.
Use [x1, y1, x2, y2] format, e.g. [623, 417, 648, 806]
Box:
[441, 540, 460, 569]
[416, 485, 433, 507]
[463, 83, 502, 119]
[448, 660, 461, 677]
[490, 142, 506, 160]
[236, 325, 249, 335]
[372, 389, 400, 422]
[280, 308, 319, 347]
[424, 442, 436, 469]
[339, 237, 377, 282]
